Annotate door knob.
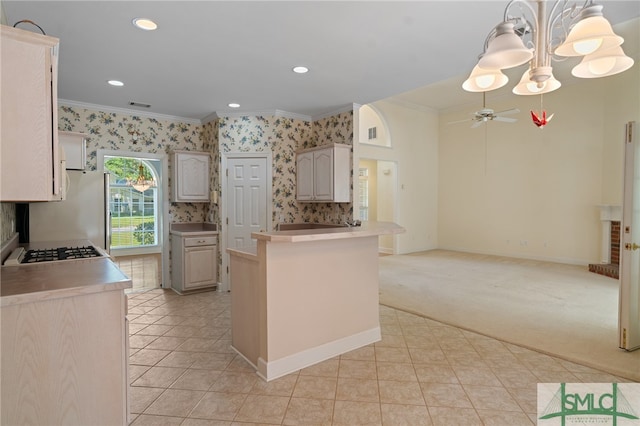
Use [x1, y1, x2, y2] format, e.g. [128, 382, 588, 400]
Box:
[624, 243, 640, 251]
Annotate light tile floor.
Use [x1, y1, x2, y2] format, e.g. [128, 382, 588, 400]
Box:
[127, 289, 628, 426]
[116, 254, 161, 293]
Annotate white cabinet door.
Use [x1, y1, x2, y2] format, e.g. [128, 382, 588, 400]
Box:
[296, 152, 314, 201]
[184, 245, 217, 289]
[1, 26, 63, 201]
[1, 290, 128, 424]
[59, 131, 86, 170]
[313, 148, 334, 201]
[173, 151, 210, 202]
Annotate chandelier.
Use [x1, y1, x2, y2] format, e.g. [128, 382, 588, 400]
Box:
[128, 162, 156, 193]
[463, 0, 634, 95]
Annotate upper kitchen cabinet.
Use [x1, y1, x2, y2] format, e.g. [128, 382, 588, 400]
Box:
[296, 144, 351, 202]
[1, 25, 64, 202]
[59, 131, 87, 170]
[172, 151, 210, 202]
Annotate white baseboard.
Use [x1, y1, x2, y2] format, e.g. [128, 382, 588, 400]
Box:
[257, 327, 381, 381]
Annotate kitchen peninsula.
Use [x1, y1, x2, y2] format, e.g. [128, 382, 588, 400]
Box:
[228, 221, 404, 381]
[1, 238, 131, 425]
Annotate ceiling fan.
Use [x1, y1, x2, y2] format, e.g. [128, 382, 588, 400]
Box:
[449, 92, 519, 128]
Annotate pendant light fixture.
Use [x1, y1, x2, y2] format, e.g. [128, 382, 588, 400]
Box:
[462, 65, 510, 92]
[128, 162, 156, 193]
[463, 0, 634, 96]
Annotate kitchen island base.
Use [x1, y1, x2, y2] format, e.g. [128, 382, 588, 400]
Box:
[228, 222, 403, 381]
[1, 257, 131, 425]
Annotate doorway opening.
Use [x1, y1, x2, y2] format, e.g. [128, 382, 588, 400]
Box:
[98, 149, 169, 289]
[358, 159, 398, 254]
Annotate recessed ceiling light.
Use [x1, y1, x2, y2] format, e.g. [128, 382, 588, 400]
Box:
[132, 18, 158, 31]
[293, 66, 309, 74]
[228, 103, 240, 108]
[108, 80, 124, 87]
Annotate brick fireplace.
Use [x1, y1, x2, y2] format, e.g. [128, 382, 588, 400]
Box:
[589, 205, 621, 279]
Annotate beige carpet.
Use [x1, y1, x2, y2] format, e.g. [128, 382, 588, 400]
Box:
[378, 250, 640, 382]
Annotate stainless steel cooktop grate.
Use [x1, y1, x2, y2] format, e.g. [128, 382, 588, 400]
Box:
[22, 246, 101, 263]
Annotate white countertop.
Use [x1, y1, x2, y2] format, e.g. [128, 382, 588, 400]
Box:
[251, 221, 405, 243]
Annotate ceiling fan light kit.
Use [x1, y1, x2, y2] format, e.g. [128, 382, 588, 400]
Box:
[463, 0, 634, 99]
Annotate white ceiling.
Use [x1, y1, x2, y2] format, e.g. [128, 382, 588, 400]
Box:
[3, 1, 639, 121]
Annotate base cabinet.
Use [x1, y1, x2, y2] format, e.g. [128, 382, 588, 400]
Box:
[172, 234, 218, 293]
[1, 289, 129, 425]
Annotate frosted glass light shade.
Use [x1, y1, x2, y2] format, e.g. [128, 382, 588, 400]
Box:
[512, 69, 561, 95]
[572, 45, 634, 78]
[462, 65, 509, 92]
[478, 22, 534, 69]
[554, 5, 623, 57]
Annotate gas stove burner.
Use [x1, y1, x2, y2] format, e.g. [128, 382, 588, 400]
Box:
[21, 246, 102, 264]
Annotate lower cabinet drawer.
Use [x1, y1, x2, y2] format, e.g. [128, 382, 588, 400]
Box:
[184, 236, 217, 247]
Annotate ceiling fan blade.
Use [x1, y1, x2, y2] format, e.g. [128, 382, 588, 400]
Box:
[494, 116, 518, 123]
[494, 108, 520, 116]
[471, 120, 484, 128]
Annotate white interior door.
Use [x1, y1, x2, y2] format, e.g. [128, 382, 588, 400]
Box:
[227, 157, 268, 248]
[223, 155, 270, 291]
[620, 120, 640, 351]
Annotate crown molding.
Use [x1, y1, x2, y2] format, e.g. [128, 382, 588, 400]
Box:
[59, 99, 368, 126]
[201, 111, 219, 124]
[215, 109, 312, 122]
[58, 99, 202, 125]
[275, 109, 312, 121]
[311, 103, 359, 121]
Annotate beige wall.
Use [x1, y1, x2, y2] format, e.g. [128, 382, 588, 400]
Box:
[438, 54, 639, 265]
[359, 159, 378, 222]
[601, 19, 640, 205]
[358, 101, 439, 254]
[355, 18, 638, 265]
